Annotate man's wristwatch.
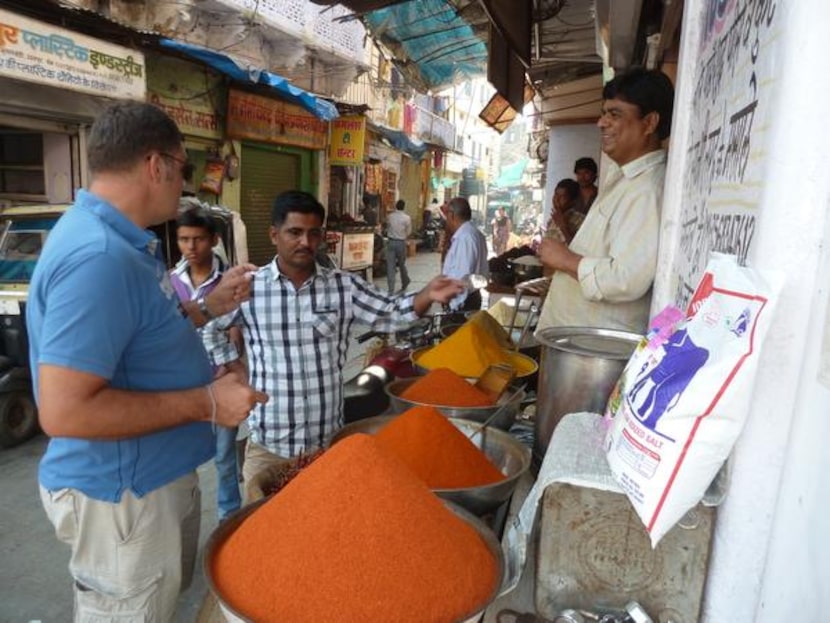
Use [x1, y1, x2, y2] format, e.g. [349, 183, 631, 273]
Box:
[197, 297, 215, 321]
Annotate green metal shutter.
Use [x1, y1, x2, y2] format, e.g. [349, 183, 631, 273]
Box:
[240, 145, 300, 266]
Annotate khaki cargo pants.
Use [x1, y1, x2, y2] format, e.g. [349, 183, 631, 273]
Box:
[39, 472, 200, 622]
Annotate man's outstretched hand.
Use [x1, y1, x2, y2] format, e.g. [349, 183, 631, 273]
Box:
[411, 275, 466, 315]
[206, 263, 258, 316]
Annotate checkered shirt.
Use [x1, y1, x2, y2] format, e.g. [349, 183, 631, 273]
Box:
[204, 259, 418, 457]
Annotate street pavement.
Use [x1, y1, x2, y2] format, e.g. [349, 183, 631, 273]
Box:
[0, 247, 445, 623]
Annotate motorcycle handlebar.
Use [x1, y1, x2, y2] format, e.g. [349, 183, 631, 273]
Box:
[356, 330, 384, 344]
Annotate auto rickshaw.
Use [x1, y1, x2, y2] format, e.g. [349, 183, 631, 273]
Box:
[0, 199, 240, 448]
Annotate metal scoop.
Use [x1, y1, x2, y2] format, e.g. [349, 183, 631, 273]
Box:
[474, 363, 516, 402]
[467, 383, 527, 447]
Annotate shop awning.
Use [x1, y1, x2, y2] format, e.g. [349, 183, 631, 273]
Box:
[159, 39, 339, 121]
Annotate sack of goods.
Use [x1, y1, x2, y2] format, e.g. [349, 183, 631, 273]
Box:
[604, 253, 781, 546]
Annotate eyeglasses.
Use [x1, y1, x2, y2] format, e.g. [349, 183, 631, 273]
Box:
[156, 152, 195, 182]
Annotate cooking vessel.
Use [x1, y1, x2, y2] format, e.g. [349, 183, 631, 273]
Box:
[533, 326, 641, 464]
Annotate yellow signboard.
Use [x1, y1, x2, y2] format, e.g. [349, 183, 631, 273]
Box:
[227, 89, 327, 150]
[329, 116, 366, 166]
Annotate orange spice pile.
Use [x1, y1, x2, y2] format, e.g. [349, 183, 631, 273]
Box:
[212, 433, 499, 622]
[375, 405, 506, 489]
[401, 367, 495, 407]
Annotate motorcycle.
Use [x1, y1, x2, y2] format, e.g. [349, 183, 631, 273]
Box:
[421, 217, 443, 252]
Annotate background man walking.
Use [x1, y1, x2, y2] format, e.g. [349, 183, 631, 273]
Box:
[442, 197, 489, 311]
[385, 198, 412, 293]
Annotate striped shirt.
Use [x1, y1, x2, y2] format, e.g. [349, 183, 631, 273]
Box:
[203, 258, 419, 457]
[169, 254, 225, 307]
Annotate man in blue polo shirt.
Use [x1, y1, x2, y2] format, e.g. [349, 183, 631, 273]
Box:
[27, 102, 268, 622]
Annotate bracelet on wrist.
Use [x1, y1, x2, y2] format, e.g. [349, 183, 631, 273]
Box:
[197, 297, 215, 321]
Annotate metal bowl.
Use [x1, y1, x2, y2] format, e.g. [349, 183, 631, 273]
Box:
[384, 376, 525, 430]
[204, 496, 505, 623]
[410, 346, 539, 381]
[331, 415, 532, 516]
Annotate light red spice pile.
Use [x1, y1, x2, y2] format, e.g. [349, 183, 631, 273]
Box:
[212, 433, 499, 622]
[375, 405, 506, 489]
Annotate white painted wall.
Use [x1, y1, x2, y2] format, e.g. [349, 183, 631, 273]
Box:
[543, 124, 601, 222]
[654, 0, 830, 619]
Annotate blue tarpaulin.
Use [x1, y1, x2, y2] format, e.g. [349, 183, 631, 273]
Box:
[363, 0, 487, 90]
[159, 39, 339, 121]
[371, 123, 428, 160]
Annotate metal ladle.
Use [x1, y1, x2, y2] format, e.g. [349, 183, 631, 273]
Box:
[467, 383, 527, 447]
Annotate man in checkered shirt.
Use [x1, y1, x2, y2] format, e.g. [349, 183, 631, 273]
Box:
[204, 190, 463, 488]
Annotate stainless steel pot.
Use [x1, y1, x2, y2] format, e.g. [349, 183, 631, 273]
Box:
[533, 326, 641, 463]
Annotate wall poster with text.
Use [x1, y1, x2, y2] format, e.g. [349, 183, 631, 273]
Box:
[672, 0, 780, 310]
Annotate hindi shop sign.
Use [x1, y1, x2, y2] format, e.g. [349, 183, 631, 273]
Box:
[339, 231, 374, 271]
[0, 8, 145, 100]
[329, 115, 366, 166]
[227, 90, 327, 151]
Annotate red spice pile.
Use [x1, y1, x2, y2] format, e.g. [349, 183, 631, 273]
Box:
[401, 367, 495, 407]
[375, 405, 506, 489]
[212, 433, 499, 623]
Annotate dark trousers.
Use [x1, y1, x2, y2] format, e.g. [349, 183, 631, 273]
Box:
[385, 239, 410, 293]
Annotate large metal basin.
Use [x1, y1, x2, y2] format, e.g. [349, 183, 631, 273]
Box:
[384, 377, 525, 430]
[331, 415, 531, 516]
[534, 326, 641, 463]
[204, 496, 505, 623]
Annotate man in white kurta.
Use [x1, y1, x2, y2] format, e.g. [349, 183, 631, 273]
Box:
[536, 68, 674, 335]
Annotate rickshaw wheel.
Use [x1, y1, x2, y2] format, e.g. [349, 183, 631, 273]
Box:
[0, 391, 39, 448]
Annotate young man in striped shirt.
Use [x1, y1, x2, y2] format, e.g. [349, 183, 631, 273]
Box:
[204, 190, 463, 488]
[170, 204, 242, 521]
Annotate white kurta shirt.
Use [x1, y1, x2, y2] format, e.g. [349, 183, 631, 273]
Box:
[536, 149, 667, 335]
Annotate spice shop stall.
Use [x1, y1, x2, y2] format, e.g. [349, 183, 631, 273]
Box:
[196, 300, 738, 623]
